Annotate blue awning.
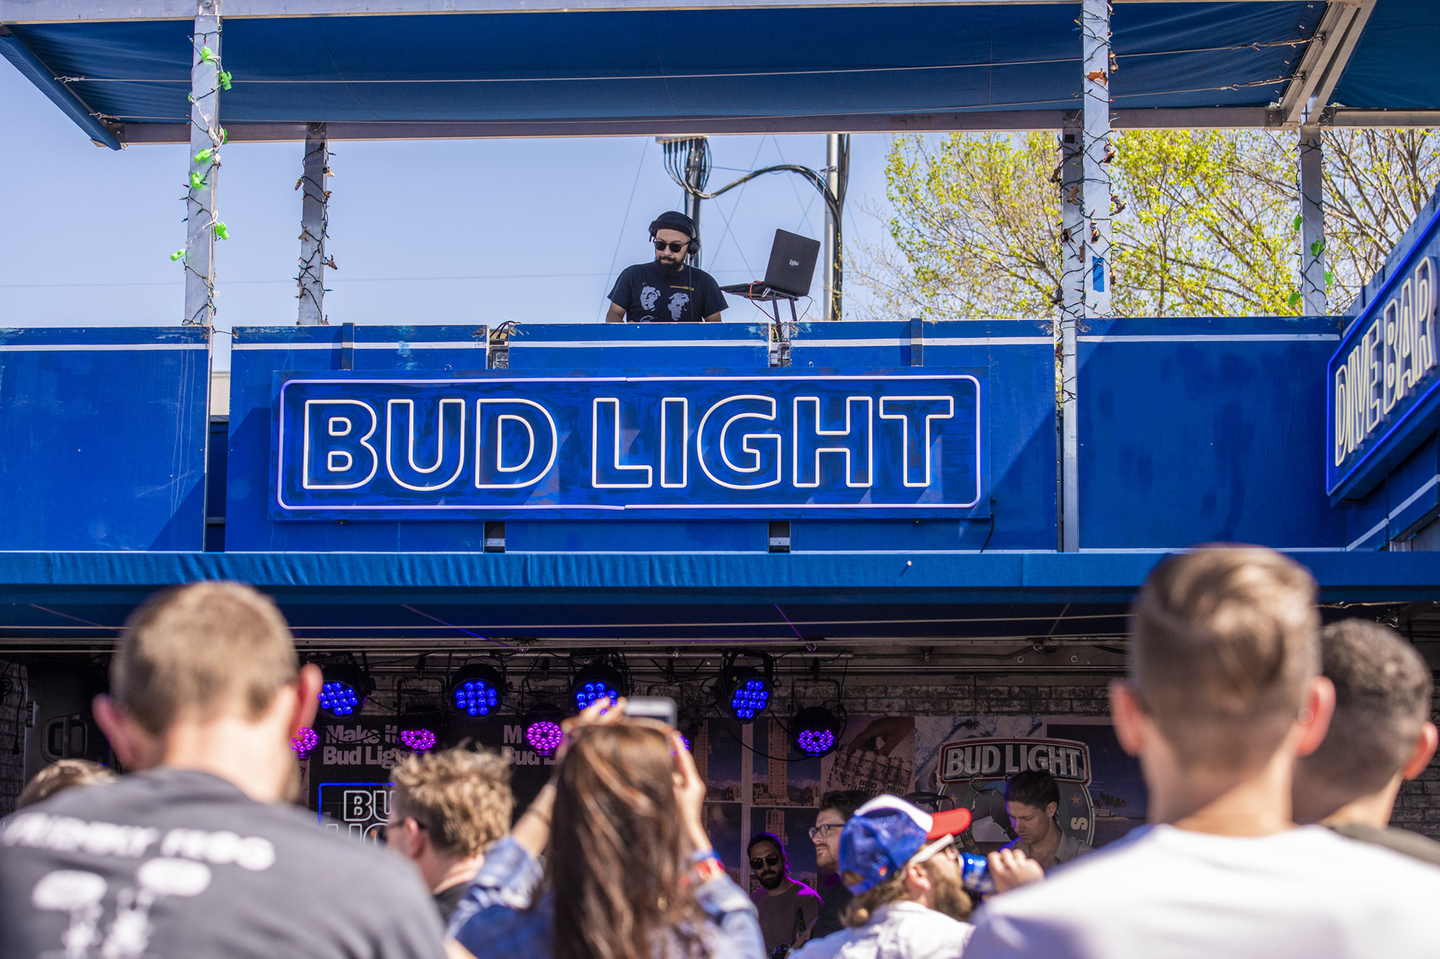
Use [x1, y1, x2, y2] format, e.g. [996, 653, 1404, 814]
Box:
[1, 2, 1330, 146]
[1332, 0, 1440, 111]
[1, 550, 1435, 641]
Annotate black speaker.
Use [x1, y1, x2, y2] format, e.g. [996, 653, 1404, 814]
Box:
[22, 662, 111, 782]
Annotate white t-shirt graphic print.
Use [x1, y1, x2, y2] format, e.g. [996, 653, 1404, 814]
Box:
[965, 824, 1440, 959]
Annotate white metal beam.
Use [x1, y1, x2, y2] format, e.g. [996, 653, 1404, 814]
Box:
[183, 0, 221, 327]
[1059, 116, 1082, 553]
[296, 122, 328, 325]
[1080, 0, 1111, 319]
[1328, 110, 1440, 128]
[1275, 0, 1374, 129]
[0, 0, 1303, 23]
[1299, 125, 1327, 315]
[115, 108, 1286, 145]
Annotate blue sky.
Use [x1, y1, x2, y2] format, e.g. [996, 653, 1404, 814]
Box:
[0, 61, 900, 369]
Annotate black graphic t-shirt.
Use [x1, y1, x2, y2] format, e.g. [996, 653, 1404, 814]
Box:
[608, 261, 729, 323]
[0, 767, 444, 959]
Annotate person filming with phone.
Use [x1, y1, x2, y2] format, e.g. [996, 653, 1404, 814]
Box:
[605, 211, 728, 323]
[446, 696, 765, 959]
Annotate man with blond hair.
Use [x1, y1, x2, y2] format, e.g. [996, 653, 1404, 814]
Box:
[966, 547, 1440, 959]
[388, 747, 514, 921]
[0, 581, 443, 958]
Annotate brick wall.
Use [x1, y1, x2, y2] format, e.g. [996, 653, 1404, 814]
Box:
[1389, 698, 1440, 841]
[0, 661, 27, 816]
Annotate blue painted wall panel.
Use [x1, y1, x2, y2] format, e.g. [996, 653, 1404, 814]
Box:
[226, 325, 490, 551]
[505, 322, 770, 371]
[1078, 316, 1346, 550]
[1345, 481, 1388, 552]
[790, 320, 1056, 551]
[0, 327, 209, 550]
[1387, 435, 1440, 541]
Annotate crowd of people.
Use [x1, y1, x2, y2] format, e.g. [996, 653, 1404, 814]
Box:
[1, 546, 1439, 957]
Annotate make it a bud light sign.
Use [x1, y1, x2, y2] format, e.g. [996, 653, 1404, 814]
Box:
[272, 372, 987, 520]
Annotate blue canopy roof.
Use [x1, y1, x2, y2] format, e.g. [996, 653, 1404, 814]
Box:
[6, 1, 1426, 148]
[0, 550, 1435, 642]
[1332, 0, 1440, 112]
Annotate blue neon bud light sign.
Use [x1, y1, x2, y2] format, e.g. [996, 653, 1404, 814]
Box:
[272, 371, 986, 519]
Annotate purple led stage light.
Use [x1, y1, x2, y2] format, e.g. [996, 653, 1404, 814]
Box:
[400, 729, 437, 752]
[526, 720, 564, 755]
[796, 728, 836, 756]
[290, 727, 319, 756]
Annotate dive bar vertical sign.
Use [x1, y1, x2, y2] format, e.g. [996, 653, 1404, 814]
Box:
[273, 372, 986, 518]
[1329, 253, 1439, 495]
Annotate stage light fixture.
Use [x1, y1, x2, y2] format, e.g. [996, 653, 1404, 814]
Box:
[399, 707, 446, 754]
[317, 660, 372, 717]
[715, 653, 775, 723]
[791, 706, 844, 758]
[568, 657, 629, 712]
[450, 663, 505, 718]
[400, 729, 437, 752]
[523, 704, 565, 756]
[290, 727, 318, 757]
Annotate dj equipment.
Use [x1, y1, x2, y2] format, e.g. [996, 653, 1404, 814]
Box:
[721, 229, 822, 323]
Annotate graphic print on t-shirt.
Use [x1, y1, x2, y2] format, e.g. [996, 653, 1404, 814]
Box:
[6, 812, 276, 959]
[640, 286, 660, 312]
[668, 292, 690, 321]
[32, 858, 213, 958]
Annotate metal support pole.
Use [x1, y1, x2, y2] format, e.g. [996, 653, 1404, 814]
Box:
[297, 122, 329, 325]
[1299, 124, 1328, 315]
[822, 133, 850, 322]
[184, 0, 221, 327]
[1059, 118, 1083, 554]
[684, 138, 705, 268]
[1081, 0, 1113, 319]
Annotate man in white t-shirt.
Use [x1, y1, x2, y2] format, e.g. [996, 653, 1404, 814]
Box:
[964, 546, 1440, 959]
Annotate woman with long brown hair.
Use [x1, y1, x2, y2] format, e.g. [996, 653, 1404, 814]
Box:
[447, 699, 764, 959]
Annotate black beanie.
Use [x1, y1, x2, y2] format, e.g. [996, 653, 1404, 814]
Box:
[649, 211, 696, 239]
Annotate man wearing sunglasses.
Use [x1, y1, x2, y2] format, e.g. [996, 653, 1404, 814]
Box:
[748, 832, 824, 956]
[606, 211, 728, 323]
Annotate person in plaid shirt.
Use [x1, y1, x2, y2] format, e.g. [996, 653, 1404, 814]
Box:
[447, 698, 764, 959]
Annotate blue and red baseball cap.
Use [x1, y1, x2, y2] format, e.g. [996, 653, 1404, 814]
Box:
[838, 795, 974, 894]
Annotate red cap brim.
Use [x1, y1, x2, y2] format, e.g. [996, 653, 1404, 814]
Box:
[926, 806, 974, 839]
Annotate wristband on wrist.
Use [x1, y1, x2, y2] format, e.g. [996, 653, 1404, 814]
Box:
[688, 856, 726, 886]
[688, 848, 720, 865]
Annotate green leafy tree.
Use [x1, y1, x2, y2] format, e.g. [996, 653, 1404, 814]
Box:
[851, 129, 1440, 320]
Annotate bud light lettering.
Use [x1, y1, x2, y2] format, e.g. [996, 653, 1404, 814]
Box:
[275, 373, 985, 519]
[938, 738, 1091, 785]
[303, 400, 378, 490]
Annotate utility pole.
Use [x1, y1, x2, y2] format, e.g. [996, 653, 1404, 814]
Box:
[822, 134, 850, 321]
[684, 138, 706, 268]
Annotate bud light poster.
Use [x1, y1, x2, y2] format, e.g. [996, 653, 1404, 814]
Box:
[915, 716, 1146, 854]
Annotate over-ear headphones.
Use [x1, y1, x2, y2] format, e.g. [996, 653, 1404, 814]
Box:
[649, 211, 699, 261]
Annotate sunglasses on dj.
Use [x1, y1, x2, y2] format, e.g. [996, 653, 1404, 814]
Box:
[749, 853, 781, 869]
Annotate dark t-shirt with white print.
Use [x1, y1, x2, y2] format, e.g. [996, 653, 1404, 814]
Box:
[608, 261, 729, 322]
[0, 767, 444, 959]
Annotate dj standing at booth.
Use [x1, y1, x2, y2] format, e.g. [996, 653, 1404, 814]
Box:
[606, 211, 728, 323]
